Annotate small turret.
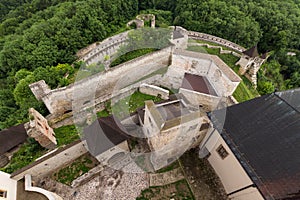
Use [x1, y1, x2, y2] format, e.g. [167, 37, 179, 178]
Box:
[236, 46, 269, 88]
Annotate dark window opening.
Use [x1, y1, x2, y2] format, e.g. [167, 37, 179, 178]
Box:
[64, 110, 72, 114]
[200, 123, 210, 131]
[83, 100, 91, 105]
[217, 145, 229, 159]
[0, 190, 7, 198]
[37, 122, 42, 127]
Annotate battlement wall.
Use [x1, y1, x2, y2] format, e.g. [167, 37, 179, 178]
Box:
[32, 46, 173, 114]
[187, 31, 246, 53]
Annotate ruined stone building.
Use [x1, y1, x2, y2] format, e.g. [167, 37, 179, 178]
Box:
[127, 14, 156, 29]
[25, 108, 57, 149]
[236, 46, 268, 88]
[137, 94, 209, 170]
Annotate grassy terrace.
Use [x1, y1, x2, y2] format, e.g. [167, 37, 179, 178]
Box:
[1, 138, 46, 174]
[136, 179, 195, 200]
[187, 45, 260, 102]
[188, 38, 235, 51]
[110, 48, 156, 68]
[97, 91, 163, 119]
[52, 153, 98, 186]
[1, 125, 80, 174]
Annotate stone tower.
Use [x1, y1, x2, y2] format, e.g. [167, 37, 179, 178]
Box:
[25, 108, 57, 149]
[140, 96, 207, 170]
[127, 14, 156, 29]
[235, 46, 268, 88]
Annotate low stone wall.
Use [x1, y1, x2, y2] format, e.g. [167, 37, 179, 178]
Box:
[188, 43, 241, 57]
[71, 165, 104, 188]
[11, 141, 87, 181]
[149, 168, 185, 186]
[139, 84, 169, 100]
[24, 174, 62, 200]
[188, 31, 246, 53]
[77, 31, 129, 65]
[179, 88, 222, 110]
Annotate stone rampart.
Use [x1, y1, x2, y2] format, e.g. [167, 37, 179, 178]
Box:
[31, 47, 173, 114]
[77, 31, 129, 65]
[187, 31, 246, 53]
[11, 141, 87, 181]
[187, 43, 241, 57]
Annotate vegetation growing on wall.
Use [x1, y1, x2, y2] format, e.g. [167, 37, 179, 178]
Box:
[1, 138, 46, 174]
[97, 91, 163, 119]
[52, 153, 98, 186]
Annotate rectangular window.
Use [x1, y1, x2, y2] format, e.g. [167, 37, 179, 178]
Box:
[216, 145, 229, 159]
[0, 190, 7, 198]
[200, 123, 210, 131]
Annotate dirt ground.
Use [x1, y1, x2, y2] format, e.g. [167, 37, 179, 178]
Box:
[137, 179, 194, 200]
[39, 162, 149, 200]
[180, 149, 228, 200]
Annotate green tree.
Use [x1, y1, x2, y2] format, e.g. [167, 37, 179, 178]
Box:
[258, 81, 275, 95]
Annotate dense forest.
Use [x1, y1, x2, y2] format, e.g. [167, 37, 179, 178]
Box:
[0, 0, 299, 129]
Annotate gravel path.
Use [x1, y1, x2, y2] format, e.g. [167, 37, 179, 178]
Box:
[40, 162, 149, 200]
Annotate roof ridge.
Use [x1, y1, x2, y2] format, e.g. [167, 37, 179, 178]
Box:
[274, 93, 300, 115]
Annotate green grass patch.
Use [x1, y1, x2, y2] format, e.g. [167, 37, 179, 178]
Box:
[96, 109, 110, 118]
[54, 125, 80, 147]
[112, 91, 162, 118]
[110, 48, 156, 68]
[97, 91, 163, 119]
[233, 77, 260, 102]
[136, 179, 195, 200]
[156, 160, 180, 173]
[218, 54, 240, 68]
[188, 39, 235, 51]
[53, 154, 98, 186]
[187, 45, 239, 67]
[1, 125, 81, 174]
[1, 138, 46, 174]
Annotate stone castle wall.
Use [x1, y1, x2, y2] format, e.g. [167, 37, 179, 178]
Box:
[187, 31, 246, 53]
[11, 141, 87, 181]
[30, 27, 244, 116]
[77, 31, 129, 66]
[162, 50, 241, 97]
[32, 46, 173, 115]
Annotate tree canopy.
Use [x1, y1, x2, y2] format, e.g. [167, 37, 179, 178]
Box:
[0, 0, 300, 129]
